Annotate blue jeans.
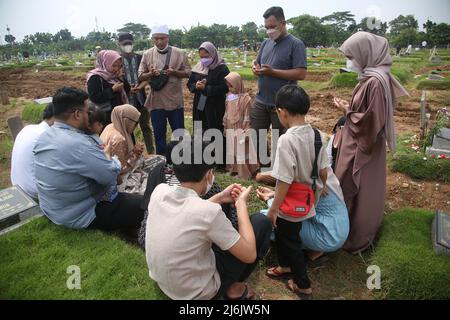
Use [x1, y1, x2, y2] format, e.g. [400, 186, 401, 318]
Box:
[151, 108, 185, 156]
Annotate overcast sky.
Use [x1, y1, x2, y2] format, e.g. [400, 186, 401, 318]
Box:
[1, 0, 449, 42]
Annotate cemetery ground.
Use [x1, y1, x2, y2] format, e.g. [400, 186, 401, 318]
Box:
[0, 48, 449, 300]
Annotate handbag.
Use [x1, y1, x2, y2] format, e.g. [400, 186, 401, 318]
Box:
[149, 47, 172, 92]
[279, 128, 323, 219]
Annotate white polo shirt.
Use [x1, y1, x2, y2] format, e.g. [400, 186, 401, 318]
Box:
[145, 184, 240, 300]
[11, 121, 50, 199]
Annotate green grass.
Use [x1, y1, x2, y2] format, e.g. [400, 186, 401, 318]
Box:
[330, 72, 358, 88]
[0, 217, 166, 300]
[21, 103, 46, 124]
[371, 209, 450, 300]
[0, 136, 13, 163]
[417, 77, 450, 90]
[389, 135, 450, 182]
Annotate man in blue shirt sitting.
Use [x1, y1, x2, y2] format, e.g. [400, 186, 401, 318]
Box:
[34, 87, 145, 232]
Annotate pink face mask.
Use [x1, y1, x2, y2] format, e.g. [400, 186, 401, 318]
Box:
[267, 28, 281, 41]
[201, 58, 214, 67]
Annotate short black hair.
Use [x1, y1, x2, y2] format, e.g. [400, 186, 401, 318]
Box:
[263, 7, 285, 21]
[275, 85, 310, 116]
[88, 104, 106, 125]
[52, 87, 89, 118]
[118, 32, 134, 44]
[333, 117, 347, 133]
[171, 138, 216, 183]
[42, 103, 54, 120]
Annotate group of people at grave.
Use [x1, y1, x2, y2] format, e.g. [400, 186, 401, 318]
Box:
[10, 6, 408, 300]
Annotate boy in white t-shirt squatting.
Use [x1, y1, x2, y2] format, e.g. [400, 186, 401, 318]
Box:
[145, 139, 272, 300]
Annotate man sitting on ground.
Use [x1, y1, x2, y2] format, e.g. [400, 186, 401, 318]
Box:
[145, 139, 272, 300]
[11, 103, 55, 199]
[34, 87, 146, 231]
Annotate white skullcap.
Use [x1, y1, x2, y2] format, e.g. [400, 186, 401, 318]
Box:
[151, 25, 169, 37]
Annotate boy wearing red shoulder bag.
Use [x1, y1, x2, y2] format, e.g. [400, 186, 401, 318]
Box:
[266, 85, 329, 300]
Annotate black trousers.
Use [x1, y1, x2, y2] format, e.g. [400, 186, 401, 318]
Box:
[275, 218, 311, 289]
[89, 193, 145, 232]
[213, 213, 272, 298]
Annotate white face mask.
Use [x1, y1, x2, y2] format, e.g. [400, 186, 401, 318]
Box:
[204, 171, 215, 195]
[121, 45, 134, 54]
[267, 28, 282, 41]
[346, 59, 361, 73]
[226, 93, 239, 101]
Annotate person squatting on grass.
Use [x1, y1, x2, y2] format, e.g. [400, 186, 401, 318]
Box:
[34, 87, 145, 232]
[265, 85, 330, 300]
[145, 139, 272, 300]
[11, 103, 54, 200]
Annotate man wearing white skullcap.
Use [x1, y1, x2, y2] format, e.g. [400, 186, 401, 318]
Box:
[139, 25, 191, 156]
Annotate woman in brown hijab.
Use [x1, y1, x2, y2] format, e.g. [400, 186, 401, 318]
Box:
[333, 32, 409, 254]
[100, 104, 143, 178]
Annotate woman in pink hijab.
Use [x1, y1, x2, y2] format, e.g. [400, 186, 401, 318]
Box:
[87, 50, 130, 126]
[333, 32, 409, 254]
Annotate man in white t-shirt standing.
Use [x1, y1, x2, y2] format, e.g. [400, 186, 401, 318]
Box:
[145, 139, 272, 300]
[11, 103, 55, 199]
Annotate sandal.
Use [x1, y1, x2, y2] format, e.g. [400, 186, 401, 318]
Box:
[287, 279, 313, 300]
[225, 284, 255, 300]
[307, 254, 329, 268]
[266, 266, 292, 280]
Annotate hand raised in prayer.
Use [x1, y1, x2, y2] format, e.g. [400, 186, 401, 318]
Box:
[196, 80, 206, 91]
[219, 184, 243, 204]
[134, 143, 144, 156]
[131, 84, 140, 94]
[252, 61, 261, 76]
[165, 68, 175, 76]
[333, 97, 350, 116]
[254, 64, 274, 77]
[150, 65, 160, 77]
[235, 186, 253, 207]
[112, 82, 124, 93]
[256, 186, 275, 203]
[320, 186, 329, 198]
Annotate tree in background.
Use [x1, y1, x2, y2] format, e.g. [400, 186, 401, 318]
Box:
[117, 23, 151, 39]
[321, 11, 356, 45]
[389, 15, 419, 47]
[289, 14, 331, 47]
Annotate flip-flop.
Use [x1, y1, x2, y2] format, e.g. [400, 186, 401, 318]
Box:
[287, 279, 313, 300]
[266, 266, 292, 280]
[225, 284, 255, 300]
